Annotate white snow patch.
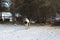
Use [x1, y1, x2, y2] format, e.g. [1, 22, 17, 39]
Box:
[0, 24, 60, 40]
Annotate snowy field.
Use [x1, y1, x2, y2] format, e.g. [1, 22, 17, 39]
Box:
[0, 24, 60, 40]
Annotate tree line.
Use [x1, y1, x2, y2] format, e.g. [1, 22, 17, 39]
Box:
[0, 0, 60, 23]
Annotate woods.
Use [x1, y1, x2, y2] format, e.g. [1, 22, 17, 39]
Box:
[0, 0, 60, 23]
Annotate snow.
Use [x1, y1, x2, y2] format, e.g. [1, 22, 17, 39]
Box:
[0, 24, 60, 40]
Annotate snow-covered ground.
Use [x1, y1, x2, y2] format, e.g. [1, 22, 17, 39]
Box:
[0, 24, 60, 40]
